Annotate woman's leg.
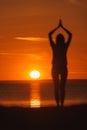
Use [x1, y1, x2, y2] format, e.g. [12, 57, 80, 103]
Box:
[60, 67, 68, 107]
[52, 67, 59, 106]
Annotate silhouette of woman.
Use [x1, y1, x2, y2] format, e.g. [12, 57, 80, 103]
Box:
[48, 20, 72, 107]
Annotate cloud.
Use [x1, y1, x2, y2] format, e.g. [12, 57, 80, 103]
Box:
[70, 71, 87, 74]
[0, 52, 43, 60]
[0, 52, 9, 55]
[15, 37, 47, 42]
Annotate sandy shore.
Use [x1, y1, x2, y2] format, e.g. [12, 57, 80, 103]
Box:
[0, 104, 87, 130]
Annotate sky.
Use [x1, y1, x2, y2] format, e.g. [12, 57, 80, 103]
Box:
[0, 0, 87, 80]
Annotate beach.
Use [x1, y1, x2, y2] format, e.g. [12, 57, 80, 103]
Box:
[0, 104, 87, 130]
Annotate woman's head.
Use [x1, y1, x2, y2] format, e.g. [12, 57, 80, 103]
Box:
[56, 33, 65, 45]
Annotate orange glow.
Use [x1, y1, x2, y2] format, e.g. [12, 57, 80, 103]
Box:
[0, 0, 87, 80]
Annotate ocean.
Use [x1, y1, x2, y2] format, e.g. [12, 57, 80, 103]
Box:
[0, 79, 87, 108]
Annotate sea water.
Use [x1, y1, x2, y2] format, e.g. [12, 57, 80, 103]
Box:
[0, 79, 87, 107]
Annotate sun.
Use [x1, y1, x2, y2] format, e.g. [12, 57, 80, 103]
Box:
[30, 70, 40, 79]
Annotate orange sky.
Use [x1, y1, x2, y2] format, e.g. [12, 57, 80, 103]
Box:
[0, 0, 87, 80]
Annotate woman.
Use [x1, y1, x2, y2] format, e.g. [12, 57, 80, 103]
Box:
[48, 20, 72, 107]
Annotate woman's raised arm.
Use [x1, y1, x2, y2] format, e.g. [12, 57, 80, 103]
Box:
[48, 24, 59, 47]
[60, 20, 72, 47]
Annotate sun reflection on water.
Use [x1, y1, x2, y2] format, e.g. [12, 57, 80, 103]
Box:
[30, 81, 41, 108]
[30, 99, 40, 108]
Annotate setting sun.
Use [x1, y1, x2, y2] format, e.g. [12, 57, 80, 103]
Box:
[30, 70, 40, 79]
